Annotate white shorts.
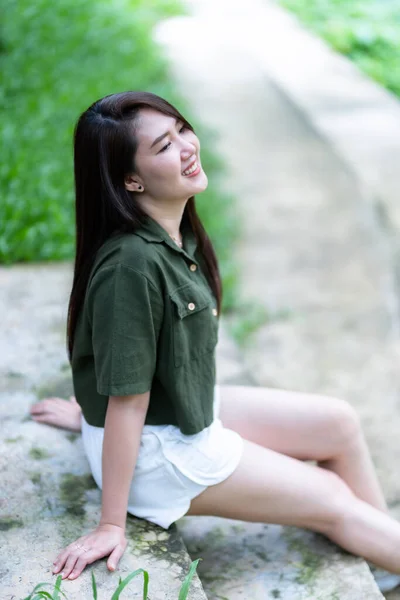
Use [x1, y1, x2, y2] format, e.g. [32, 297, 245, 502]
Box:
[81, 384, 243, 528]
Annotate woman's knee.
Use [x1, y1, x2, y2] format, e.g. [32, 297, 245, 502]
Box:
[322, 396, 362, 449]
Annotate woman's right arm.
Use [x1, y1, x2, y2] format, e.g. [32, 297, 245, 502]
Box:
[52, 390, 150, 580]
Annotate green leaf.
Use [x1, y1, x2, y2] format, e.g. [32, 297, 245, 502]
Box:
[110, 568, 150, 600]
[91, 571, 98, 600]
[178, 559, 201, 600]
[52, 575, 64, 600]
[22, 582, 58, 600]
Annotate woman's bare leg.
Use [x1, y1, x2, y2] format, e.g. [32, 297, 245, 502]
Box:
[187, 440, 400, 573]
[30, 396, 82, 432]
[218, 385, 387, 512]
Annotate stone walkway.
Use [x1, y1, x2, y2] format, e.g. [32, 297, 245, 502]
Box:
[155, 0, 400, 597]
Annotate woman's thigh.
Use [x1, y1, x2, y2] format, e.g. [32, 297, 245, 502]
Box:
[218, 384, 358, 461]
[187, 439, 352, 533]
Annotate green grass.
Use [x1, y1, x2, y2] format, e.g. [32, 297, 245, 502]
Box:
[22, 559, 200, 600]
[278, 0, 400, 98]
[0, 0, 240, 311]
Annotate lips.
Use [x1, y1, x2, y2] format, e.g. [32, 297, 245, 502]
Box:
[182, 158, 198, 176]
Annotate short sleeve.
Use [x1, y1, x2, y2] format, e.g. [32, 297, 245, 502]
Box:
[87, 264, 164, 396]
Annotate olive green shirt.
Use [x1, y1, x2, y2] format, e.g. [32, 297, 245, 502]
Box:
[71, 215, 219, 434]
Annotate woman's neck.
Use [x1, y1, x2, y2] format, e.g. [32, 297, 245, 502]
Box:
[139, 199, 186, 240]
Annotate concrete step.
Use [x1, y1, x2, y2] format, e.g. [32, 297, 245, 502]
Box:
[0, 263, 206, 600]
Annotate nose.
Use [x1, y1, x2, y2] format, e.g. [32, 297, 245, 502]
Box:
[181, 138, 197, 158]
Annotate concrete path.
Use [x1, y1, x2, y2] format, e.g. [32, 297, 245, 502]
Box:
[155, 0, 400, 597]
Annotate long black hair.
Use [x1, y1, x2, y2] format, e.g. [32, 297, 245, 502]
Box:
[67, 91, 222, 361]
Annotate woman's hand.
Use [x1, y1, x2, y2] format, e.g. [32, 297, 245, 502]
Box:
[52, 524, 127, 580]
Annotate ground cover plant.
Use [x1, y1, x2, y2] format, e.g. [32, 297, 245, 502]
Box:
[0, 0, 239, 310]
[23, 559, 200, 600]
[279, 0, 400, 98]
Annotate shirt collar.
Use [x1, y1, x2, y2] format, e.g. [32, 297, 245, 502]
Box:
[134, 213, 198, 259]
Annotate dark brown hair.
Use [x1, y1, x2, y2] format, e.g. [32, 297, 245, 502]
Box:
[67, 91, 222, 361]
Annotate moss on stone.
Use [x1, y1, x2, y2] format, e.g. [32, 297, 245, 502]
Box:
[125, 519, 195, 574]
[66, 432, 79, 443]
[270, 590, 281, 598]
[0, 517, 23, 531]
[254, 548, 270, 562]
[5, 435, 23, 443]
[5, 370, 24, 379]
[30, 472, 42, 485]
[29, 446, 50, 460]
[58, 473, 97, 517]
[286, 534, 323, 587]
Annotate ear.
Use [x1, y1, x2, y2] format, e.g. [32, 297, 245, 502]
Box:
[125, 173, 144, 192]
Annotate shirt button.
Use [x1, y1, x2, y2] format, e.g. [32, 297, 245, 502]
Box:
[190, 264, 197, 272]
[212, 308, 218, 316]
[188, 302, 196, 311]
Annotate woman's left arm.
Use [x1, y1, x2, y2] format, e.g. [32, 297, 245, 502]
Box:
[52, 391, 150, 580]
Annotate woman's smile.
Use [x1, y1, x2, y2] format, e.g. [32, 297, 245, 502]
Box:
[182, 159, 201, 177]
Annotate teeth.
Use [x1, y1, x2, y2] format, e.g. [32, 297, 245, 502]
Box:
[182, 161, 198, 176]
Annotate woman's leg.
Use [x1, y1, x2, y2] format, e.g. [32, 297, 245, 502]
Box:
[187, 440, 400, 573]
[218, 385, 387, 512]
[30, 396, 82, 432]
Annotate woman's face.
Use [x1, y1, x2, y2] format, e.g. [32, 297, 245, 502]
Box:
[128, 108, 208, 202]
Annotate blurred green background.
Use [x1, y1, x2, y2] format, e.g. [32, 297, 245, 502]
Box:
[3, 0, 397, 315]
[0, 0, 238, 307]
[279, 0, 400, 98]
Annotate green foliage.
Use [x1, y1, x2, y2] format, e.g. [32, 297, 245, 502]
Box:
[178, 558, 201, 600]
[0, 0, 239, 309]
[279, 0, 400, 97]
[22, 560, 200, 599]
[0, 0, 177, 262]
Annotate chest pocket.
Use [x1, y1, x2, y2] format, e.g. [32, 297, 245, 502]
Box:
[169, 283, 219, 368]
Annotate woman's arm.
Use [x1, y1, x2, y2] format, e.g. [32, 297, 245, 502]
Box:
[100, 391, 150, 527]
[52, 391, 150, 580]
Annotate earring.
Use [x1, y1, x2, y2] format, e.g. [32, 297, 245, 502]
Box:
[138, 185, 143, 191]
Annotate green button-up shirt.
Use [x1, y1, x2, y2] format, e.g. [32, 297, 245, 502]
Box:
[71, 214, 219, 434]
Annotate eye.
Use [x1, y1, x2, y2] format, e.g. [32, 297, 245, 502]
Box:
[158, 124, 188, 153]
[159, 142, 171, 153]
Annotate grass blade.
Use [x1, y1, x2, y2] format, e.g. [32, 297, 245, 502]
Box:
[52, 575, 63, 600]
[110, 568, 149, 600]
[91, 571, 98, 600]
[23, 581, 53, 600]
[178, 559, 201, 600]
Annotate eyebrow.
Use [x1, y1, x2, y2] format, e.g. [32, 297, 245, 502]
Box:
[150, 118, 182, 149]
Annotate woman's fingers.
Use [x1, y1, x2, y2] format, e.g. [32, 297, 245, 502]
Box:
[107, 541, 128, 572]
[30, 397, 82, 431]
[56, 544, 87, 579]
[53, 539, 86, 573]
[53, 549, 69, 573]
[53, 528, 127, 580]
[67, 549, 102, 579]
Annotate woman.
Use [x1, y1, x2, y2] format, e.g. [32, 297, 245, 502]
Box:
[30, 91, 400, 592]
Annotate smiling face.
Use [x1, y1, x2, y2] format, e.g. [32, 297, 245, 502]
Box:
[125, 108, 208, 203]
